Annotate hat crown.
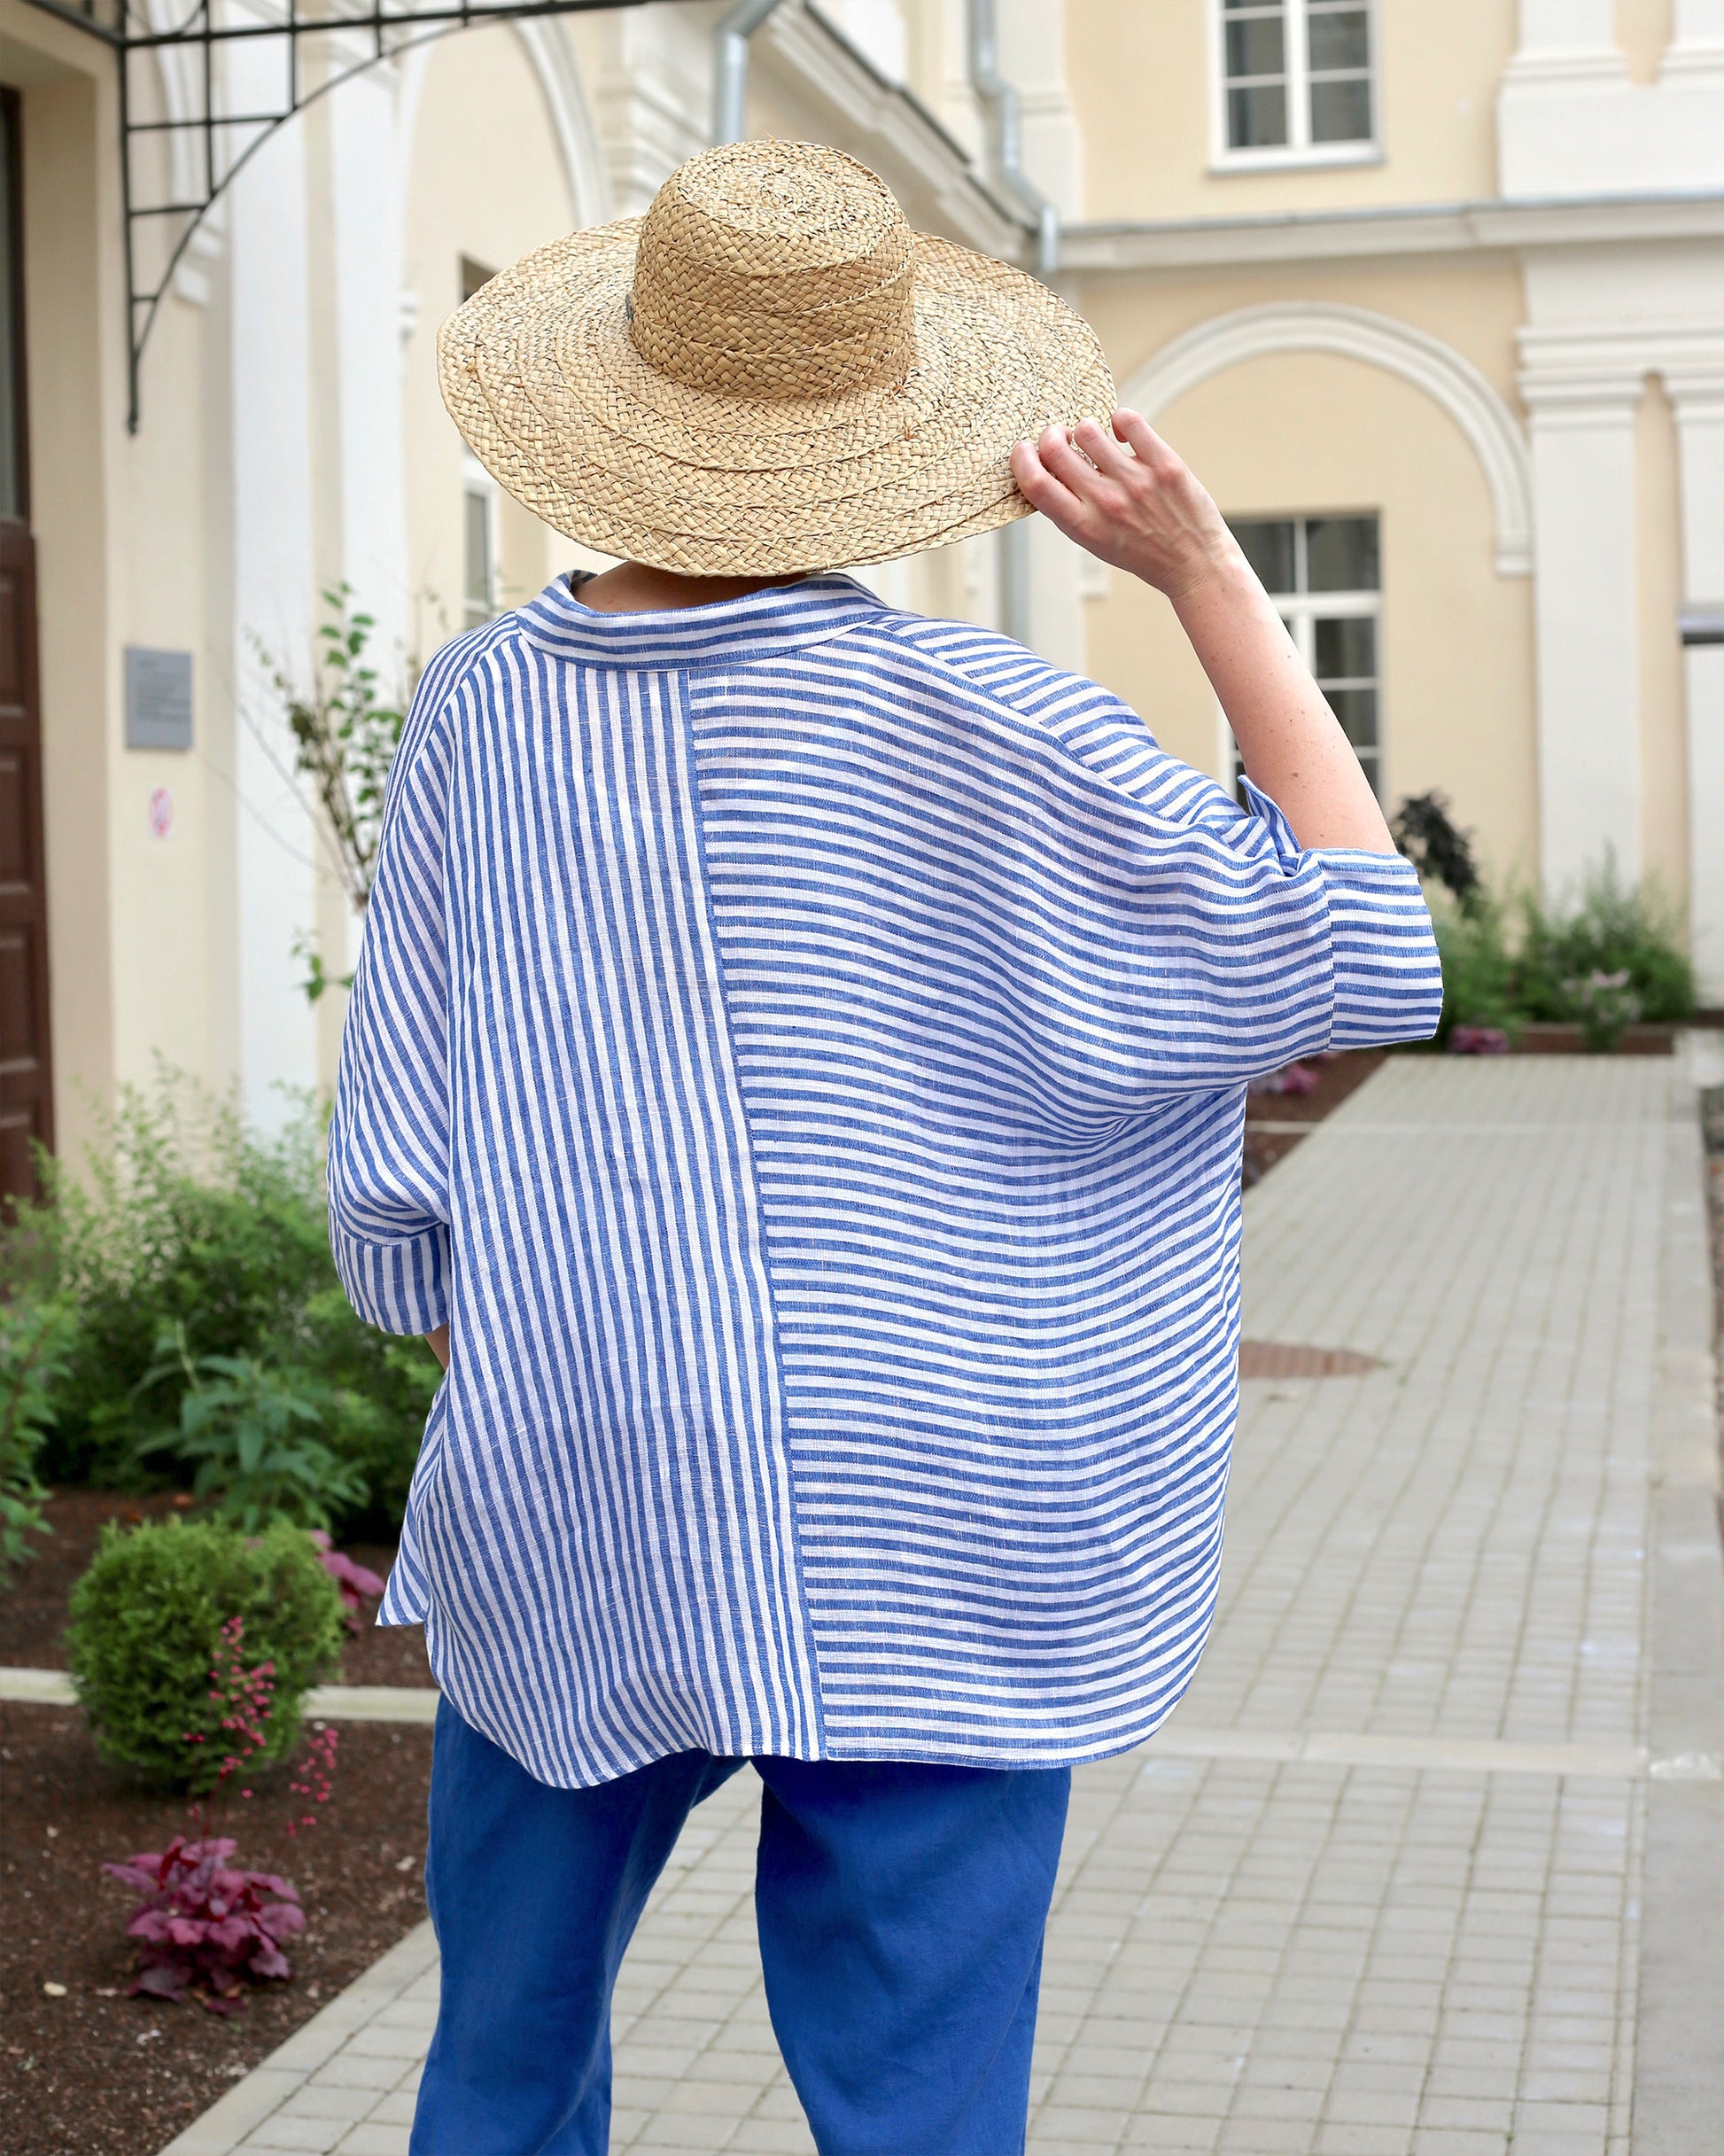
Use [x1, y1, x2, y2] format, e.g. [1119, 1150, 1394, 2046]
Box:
[628, 141, 917, 403]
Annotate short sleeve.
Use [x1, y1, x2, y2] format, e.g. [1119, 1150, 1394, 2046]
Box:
[1021, 690, 1442, 1092]
[326, 637, 475, 1333]
[1238, 777, 1444, 1052]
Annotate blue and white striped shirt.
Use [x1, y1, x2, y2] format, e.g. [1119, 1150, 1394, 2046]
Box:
[331, 572, 1441, 1789]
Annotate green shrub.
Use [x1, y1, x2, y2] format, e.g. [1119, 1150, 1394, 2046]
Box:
[133, 1324, 369, 1534]
[0, 1076, 435, 1531]
[1513, 855, 1695, 1028]
[1431, 891, 1517, 1043]
[0, 1296, 76, 1583]
[1432, 854, 1696, 1048]
[66, 1517, 345, 1792]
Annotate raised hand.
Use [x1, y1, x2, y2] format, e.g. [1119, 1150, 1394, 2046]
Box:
[1009, 410, 1242, 603]
[1012, 409, 1394, 854]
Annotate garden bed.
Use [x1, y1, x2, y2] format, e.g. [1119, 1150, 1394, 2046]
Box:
[0, 1488, 432, 1690]
[0, 1496, 432, 2156]
[1242, 1048, 1386, 1184]
[1509, 1022, 1676, 1055]
[1705, 1090, 1724, 1552]
[0, 1706, 433, 2156]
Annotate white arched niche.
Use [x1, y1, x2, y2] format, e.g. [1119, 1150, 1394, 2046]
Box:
[395, 18, 611, 228]
[1122, 302, 1534, 578]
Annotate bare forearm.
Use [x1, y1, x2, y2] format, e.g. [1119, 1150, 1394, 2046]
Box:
[1170, 554, 1394, 853]
[1011, 411, 1394, 854]
[427, 1324, 450, 1371]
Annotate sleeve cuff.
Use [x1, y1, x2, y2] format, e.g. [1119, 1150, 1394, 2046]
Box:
[330, 1214, 453, 1335]
[1237, 775, 1305, 868]
[1317, 851, 1446, 1049]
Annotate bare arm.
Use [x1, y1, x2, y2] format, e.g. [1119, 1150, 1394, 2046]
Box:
[1010, 412, 1395, 855]
[427, 1325, 450, 1372]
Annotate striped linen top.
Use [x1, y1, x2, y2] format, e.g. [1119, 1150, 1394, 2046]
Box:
[331, 571, 1441, 1789]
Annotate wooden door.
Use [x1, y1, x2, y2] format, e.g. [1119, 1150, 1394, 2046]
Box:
[0, 89, 50, 1208]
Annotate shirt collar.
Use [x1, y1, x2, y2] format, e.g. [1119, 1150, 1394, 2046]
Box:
[516, 571, 889, 671]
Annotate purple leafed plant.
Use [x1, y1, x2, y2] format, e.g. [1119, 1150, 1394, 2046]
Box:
[307, 1529, 387, 1634]
[102, 1835, 306, 2014]
[1249, 1060, 1320, 1098]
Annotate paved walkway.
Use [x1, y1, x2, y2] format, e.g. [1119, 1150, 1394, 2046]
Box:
[161, 1053, 1724, 2156]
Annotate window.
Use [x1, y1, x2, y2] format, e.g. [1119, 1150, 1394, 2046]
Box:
[463, 460, 497, 630]
[460, 258, 501, 630]
[1215, 0, 1375, 164]
[1223, 515, 1381, 798]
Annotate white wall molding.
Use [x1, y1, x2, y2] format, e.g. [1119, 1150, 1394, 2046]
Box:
[1519, 322, 1724, 416]
[512, 19, 612, 223]
[1122, 302, 1534, 577]
[1669, 361, 1724, 999]
[1061, 191, 1724, 276]
[1499, 0, 1724, 196]
[395, 21, 609, 226]
[580, 5, 709, 217]
[756, 0, 1026, 258]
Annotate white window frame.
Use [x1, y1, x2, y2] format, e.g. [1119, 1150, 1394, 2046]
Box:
[462, 452, 500, 631]
[1208, 0, 1380, 175]
[1216, 517, 1382, 799]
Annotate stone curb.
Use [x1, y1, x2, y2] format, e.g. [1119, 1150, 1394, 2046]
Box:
[151, 1923, 438, 2156]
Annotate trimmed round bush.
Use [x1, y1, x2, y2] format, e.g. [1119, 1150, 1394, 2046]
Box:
[66, 1518, 346, 1792]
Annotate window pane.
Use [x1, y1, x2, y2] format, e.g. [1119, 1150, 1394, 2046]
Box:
[1225, 15, 1285, 78]
[1306, 516, 1379, 592]
[1314, 615, 1377, 681]
[1231, 518, 1296, 595]
[1228, 82, 1289, 147]
[1325, 686, 1378, 752]
[1307, 7, 1370, 72]
[464, 490, 492, 617]
[1309, 74, 1372, 143]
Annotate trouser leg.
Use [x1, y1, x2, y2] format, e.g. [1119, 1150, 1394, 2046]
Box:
[751, 1755, 1072, 2156]
[410, 1700, 742, 2156]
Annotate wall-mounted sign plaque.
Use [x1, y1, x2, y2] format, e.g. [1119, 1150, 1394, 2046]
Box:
[125, 646, 194, 751]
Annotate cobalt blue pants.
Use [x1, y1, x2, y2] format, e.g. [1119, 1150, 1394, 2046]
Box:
[412, 1701, 1072, 2156]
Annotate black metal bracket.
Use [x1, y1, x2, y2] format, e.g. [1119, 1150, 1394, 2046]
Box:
[20, 0, 649, 430]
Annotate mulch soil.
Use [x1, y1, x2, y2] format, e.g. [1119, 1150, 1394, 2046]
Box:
[0, 1041, 1390, 2154]
[0, 1494, 433, 2156]
[1704, 1089, 1724, 1542]
[1242, 1047, 1386, 1184]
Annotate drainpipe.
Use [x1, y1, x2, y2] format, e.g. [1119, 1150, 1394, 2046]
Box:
[714, 0, 789, 145]
[967, 0, 1060, 282]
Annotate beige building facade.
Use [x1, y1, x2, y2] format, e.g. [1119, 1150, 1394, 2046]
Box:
[0, 0, 1719, 1191]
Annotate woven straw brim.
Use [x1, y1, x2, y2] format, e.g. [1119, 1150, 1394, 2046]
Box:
[439, 220, 1116, 575]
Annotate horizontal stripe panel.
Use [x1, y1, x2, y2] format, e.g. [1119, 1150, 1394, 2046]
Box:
[338, 572, 1440, 1785]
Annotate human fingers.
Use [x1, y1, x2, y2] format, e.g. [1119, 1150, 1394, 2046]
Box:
[1110, 409, 1182, 473]
[1073, 416, 1138, 484]
[1010, 437, 1088, 529]
[1037, 422, 1111, 502]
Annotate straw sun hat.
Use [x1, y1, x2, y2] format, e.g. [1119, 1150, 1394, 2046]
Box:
[439, 137, 1115, 576]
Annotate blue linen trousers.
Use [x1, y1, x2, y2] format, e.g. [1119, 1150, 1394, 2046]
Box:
[411, 1701, 1072, 2156]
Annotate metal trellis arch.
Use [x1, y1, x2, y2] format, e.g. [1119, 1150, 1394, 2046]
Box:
[20, 0, 649, 429]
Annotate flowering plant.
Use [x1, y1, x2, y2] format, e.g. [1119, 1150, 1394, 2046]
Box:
[102, 1836, 305, 2012]
[103, 1612, 339, 2009]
